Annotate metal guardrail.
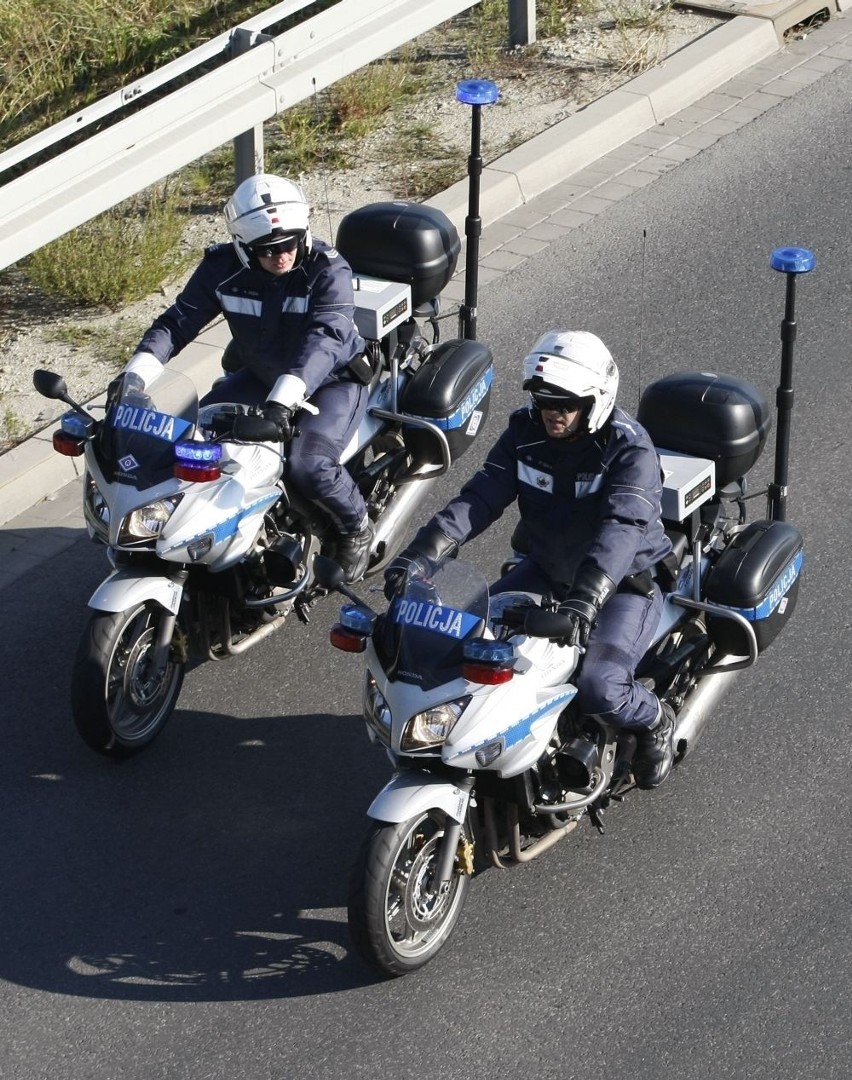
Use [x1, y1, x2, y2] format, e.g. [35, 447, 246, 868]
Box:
[0, 0, 315, 175]
[0, 0, 504, 271]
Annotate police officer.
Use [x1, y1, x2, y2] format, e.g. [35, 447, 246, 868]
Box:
[385, 330, 677, 789]
[122, 173, 373, 582]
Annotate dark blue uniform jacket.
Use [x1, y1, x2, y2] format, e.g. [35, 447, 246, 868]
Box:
[431, 405, 672, 588]
[136, 240, 365, 397]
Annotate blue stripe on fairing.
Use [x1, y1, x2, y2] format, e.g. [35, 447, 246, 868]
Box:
[160, 493, 280, 554]
[447, 687, 577, 762]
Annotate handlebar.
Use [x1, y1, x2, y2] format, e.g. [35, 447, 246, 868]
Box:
[494, 603, 579, 643]
[210, 411, 296, 443]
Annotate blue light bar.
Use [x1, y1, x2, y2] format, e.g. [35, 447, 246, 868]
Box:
[456, 79, 500, 106]
[339, 603, 376, 635]
[60, 411, 95, 438]
[174, 441, 222, 463]
[770, 247, 816, 274]
[463, 638, 514, 663]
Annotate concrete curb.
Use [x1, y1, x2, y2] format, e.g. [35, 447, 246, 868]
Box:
[0, 14, 782, 528]
[429, 15, 779, 227]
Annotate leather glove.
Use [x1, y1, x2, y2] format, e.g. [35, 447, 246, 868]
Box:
[383, 526, 459, 602]
[556, 564, 616, 647]
[106, 370, 150, 410]
[262, 401, 294, 440]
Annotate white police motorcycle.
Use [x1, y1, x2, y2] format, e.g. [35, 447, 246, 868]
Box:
[34, 199, 494, 757]
[322, 247, 813, 977]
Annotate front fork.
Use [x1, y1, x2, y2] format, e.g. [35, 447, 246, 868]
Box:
[148, 568, 188, 677]
[435, 775, 475, 888]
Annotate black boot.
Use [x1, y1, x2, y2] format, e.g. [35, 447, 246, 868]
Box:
[632, 702, 676, 790]
[335, 522, 373, 583]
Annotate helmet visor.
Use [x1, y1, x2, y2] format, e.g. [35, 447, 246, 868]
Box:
[252, 234, 300, 258]
[530, 390, 585, 413]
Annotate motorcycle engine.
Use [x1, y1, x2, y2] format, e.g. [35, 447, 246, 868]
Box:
[556, 715, 607, 792]
[263, 533, 304, 586]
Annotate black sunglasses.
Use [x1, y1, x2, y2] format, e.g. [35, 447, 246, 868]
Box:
[531, 393, 583, 413]
[254, 237, 299, 258]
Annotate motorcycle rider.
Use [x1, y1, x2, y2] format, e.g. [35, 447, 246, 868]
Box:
[121, 173, 373, 582]
[385, 330, 677, 789]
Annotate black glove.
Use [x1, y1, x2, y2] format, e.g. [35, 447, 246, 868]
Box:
[262, 401, 294, 440]
[107, 369, 144, 401]
[383, 526, 459, 601]
[106, 371, 152, 412]
[556, 564, 616, 647]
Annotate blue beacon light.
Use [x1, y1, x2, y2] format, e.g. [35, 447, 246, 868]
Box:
[456, 79, 500, 105]
[770, 247, 816, 274]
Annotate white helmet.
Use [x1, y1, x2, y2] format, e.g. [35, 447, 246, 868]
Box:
[522, 330, 619, 434]
[223, 173, 312, 269]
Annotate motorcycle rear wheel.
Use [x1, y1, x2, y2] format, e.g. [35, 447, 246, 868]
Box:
[71, 603, 185, 757]
[347, 810, 472, 978]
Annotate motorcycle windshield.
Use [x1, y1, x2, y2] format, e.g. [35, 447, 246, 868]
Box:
[94, 369, 199, 490]
[384, 560, 489, 690]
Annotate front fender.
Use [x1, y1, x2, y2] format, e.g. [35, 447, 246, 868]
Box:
[88, 568, 184, 615]
[367, 770, 471, 825]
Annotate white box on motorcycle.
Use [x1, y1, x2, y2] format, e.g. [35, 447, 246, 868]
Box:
[638, 372, 771, 487]
[351, 276, 412, 341]
[704, 519, 804, 653]
[335, 202, 461, 308]
[658, 452, 716, 522]
[398, 338, 494, 462]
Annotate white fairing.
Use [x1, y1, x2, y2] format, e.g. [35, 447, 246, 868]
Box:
[157, 439, 284, 570]
[367, 593, 581, 781]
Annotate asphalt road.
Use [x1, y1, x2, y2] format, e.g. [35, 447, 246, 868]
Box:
[2, 47, 851, 1080]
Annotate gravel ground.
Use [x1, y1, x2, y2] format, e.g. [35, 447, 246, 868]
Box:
[0, 4, 722, 452]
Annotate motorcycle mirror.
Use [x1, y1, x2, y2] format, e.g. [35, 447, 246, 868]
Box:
[33, 369, 69, 401]
[33, 368, 89, 415]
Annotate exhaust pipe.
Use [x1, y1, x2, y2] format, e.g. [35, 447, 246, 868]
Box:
[369, 473, 442, 567]
[672, 665, 742, 757]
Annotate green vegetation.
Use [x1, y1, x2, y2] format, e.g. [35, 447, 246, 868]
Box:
[22, 186, 195, 309]
[0, 0, 341, 147]
[45, 319, 151, 367]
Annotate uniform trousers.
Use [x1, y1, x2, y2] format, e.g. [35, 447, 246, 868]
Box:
[200, 368, 369, 533]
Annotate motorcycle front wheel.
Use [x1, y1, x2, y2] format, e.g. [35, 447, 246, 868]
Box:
[347, 810, 472, 978]
[71, 603, 185, 757]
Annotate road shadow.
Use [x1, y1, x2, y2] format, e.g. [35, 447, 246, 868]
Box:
[0, 530, 393, 1000]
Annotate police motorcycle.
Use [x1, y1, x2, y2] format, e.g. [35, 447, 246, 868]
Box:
[321, 247, 813, 977]
[33, 191, 495, 757]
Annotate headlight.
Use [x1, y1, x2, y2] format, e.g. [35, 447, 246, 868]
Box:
[364, 673, 391, 745]
[401, 697, 470, 752]
[118, 494, 184, 545]
[83, 473, 109, 543]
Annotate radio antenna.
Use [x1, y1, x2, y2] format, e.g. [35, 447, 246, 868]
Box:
[311, 77, 334, 240]
[637, 227, 647, 411]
